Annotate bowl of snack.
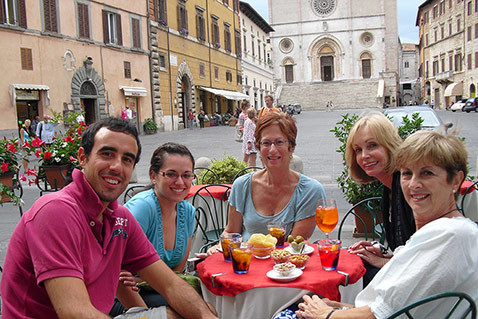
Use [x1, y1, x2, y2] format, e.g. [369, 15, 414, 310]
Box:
[289, 254, 310, 269]
[271, 249, 291, 264]
[273, 262, 296, 277]
[248, 233, 277, 259]
[287, 235, 306, 253]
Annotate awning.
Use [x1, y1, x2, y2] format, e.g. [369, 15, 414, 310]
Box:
[120, 86, 148, 97]
[10, 84, 50, 90]
[197, 86, 249, 101]
[444, 82, 463, 97]
[377, 79, 384, 98]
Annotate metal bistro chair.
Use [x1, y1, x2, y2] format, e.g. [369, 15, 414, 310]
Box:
[193, 167, 220, 185]
[387, 291, 477, 319]
[232, 166, 263, 182]
[122, 185, 146, 204]
[192, 184, 232, 253]
[1, 170, 24, 216]
[337, 196, 385, 244]
[459, 180, 478, 218]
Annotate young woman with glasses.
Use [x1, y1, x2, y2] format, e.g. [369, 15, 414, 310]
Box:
[110, 142, 197, 315]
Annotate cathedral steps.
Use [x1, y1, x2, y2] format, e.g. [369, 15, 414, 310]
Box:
[278, 80, 382, 110]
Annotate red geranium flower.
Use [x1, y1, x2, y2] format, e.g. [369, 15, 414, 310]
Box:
[35, 149, 41, 158]
[31, 137, 43, 147]
[8, 144, 17, 153]
[1, 162, 9, 173]
[43, 151, 52, 160]
[19, 174, 27, 181]
[65, 136, 74, 144]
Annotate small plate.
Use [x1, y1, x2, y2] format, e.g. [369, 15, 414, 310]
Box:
[266, 268, 303, 282]
[284, 245, 314, 255]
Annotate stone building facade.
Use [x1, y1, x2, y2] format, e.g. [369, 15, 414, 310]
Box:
[148, 0, 246, 131]
[399, 42, 421, 105]
[268, 0, 399, 110]
[417, 0, 478, 108]
[0, 0, 151, 133]
[239, 1, 274, 110]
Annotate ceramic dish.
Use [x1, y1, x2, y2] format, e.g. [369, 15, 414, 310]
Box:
[266, 268, 303, 282]
[285, 244, 314, 255]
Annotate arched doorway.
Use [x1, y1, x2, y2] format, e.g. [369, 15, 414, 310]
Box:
[320, 45, 334, 81]
[71, 59, 106, 123]
[470, 84, 476, 98]
[176, 61, 195, 130]
[308, 36, 344, 82]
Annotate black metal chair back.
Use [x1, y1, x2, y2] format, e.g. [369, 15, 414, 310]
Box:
[191, 184, 232, 252]
[232, 166, 263, 182]
[337, 196, 385, 243]
[122, 185, 147, 204]
[459, 180, 478, 218]
[194, 167, 220, 185]
[387, 291, 477, 319]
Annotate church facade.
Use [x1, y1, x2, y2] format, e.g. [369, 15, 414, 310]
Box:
[268, 0, 399, 110]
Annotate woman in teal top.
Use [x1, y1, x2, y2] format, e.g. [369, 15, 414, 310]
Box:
[111, 143, 196, 315]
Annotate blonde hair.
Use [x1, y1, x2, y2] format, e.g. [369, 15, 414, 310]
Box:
[395, 130, 468, 183]
[346, 112, 402, 183]
[246, 108, 256, 119]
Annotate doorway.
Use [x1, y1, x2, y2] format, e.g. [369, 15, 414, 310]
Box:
[81, 99, 96, 125]
[16, 101, 39, 124]
[321, 56, 334, 81]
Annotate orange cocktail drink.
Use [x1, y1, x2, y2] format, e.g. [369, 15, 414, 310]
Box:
[267, 224, 286, 247]
[220, 233, 242, 262]
[229, 242, 253, 274]
[315, 206, 339, 234]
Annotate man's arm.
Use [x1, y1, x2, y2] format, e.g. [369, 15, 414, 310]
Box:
[138, 260, 217, 319]
[44, 277, 111, 319]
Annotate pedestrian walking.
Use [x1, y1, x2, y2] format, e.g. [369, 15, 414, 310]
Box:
[188, 109, 194, 129]
[198, 109, 205, 129]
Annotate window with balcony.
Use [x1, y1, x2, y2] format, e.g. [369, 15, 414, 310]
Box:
[43, 0, 58, 32]
[20, 47, 33, 70]
[77, 2, 90, 39]
[153, 0, 167, 26]
[102, 10, 122, 45]
[1, 0, 27, 27]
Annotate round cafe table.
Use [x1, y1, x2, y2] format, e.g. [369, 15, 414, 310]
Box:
[197, 244, 366, 319]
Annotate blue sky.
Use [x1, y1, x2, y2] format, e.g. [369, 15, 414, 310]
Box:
[242, 0, 419, 44]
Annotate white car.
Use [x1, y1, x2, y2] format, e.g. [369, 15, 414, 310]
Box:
[450, 99, 467, 112]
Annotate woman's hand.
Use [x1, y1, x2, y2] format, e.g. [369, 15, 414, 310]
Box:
[349, 240, 392, 268]
[195, 244, 221, 259]
[118, 270, 139, 292]
[296, 295, 334, 319]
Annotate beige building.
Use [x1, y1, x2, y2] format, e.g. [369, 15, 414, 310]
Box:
[416, 0, 478, 108]
[0, 0, 151, 134]
[239, 1, 274, 110]
[399, 42, 421, 105]
[269, 0, 399, 109]
[149, 0, 246, 131]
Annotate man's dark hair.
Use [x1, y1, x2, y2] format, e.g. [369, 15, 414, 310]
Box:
[81, 117, 142, 164]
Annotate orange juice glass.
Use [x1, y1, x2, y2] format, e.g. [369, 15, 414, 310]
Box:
[315, 198, 338, 238]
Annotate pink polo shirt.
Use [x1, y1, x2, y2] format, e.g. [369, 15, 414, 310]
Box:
[1, 169, 159, 318]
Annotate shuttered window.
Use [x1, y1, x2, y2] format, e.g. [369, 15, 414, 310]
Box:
[211, 16, 219, 46]
[196, 8, 205, 41]
[131, 18, 140, 48]
[224, 24, 231, 52]
[78, 3, 89, 39]
[362, 59, 371, 78]
[124, 61, 131, 79]
[285, 65, 293, 83]
[20, 47, 33, 70]
[158, 0, 167, 25]
[102, 10, 122, 45]
[1, 0, 26, 27]
[43, 0, 58, 32]
[235, 29, 241, 55]
[177, 2, 188, 33]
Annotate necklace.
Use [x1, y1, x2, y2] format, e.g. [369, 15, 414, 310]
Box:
[435, 208, 459, 220]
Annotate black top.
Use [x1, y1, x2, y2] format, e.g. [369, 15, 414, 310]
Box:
[380, 171, 416, 251]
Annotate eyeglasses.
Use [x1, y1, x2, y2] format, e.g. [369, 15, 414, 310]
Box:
[259, 139, 288, 148]
[160, 171, 195, 180]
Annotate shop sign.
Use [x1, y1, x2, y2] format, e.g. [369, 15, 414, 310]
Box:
[16, 89, 39, 100]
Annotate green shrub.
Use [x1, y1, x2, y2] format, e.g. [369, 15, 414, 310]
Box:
[198, 155, 248, 184]
[144, 118, 158, 130]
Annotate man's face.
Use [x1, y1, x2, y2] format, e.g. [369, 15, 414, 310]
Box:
[265, 96, 273, 108]
[78, 128, 138, 207]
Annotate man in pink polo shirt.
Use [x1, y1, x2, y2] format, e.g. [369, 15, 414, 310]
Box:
[1, 117, 217, 319]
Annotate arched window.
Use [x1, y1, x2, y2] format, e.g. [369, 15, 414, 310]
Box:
[360, 52, 372, 79]
[283, 58, 294, 83]
[470, 83, 476, 97]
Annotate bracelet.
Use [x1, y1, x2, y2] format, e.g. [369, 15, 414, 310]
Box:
[325, 308, 337, 319]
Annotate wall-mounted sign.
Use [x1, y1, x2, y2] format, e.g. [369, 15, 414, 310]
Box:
[16, 89, 40, 100]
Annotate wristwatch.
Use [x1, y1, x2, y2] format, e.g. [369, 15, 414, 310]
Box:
[371, 241, 389, 255]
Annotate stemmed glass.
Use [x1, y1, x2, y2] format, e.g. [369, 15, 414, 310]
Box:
[315, 198, 339, 238]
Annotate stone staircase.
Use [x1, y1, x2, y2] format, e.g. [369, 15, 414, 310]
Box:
[278, 80, 382, 110]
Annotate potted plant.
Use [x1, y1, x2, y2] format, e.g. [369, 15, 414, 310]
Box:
[35, 115, 85, 190]
[143, 118, 158, 135]
[197, 155, 248, 184]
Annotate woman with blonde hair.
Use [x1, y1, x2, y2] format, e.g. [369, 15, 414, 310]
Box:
[345, 112, 415, 285]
